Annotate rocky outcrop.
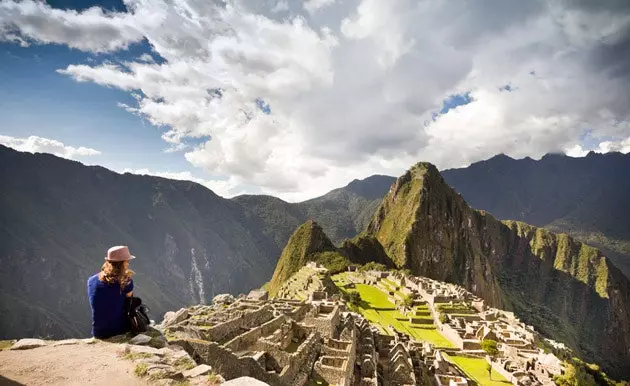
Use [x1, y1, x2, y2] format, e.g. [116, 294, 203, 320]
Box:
[367, 162, 630, 377]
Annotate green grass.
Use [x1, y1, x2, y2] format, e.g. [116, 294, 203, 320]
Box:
[0, 340, 14, 350]
[134, 363, 148, 377]
[333, 279, 455, 348]
[121, 352, 153, 361]
[446, 355, 511, 386]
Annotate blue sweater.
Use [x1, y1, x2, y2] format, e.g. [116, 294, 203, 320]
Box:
[87, 274, 134, 338]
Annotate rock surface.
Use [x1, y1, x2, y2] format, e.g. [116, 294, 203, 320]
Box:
[212, 293, 235, 305]
[183, 364, 212, 378]
[52, 339, 80, 347]
[129, 334, 152, 345]
[10, 338, 46, 350]
[161, 308, 189, 328]
[223, 376, 270, 385]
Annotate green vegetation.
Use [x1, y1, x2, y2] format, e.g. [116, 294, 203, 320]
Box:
[207, 372, 222, 385]
[445, 355, 510, 386]
[333, 275, 455, 348]
[359, 262, 387, 272]
[173, 356, 196, 371]
[553, 358, 625, 386]
[134, 363, 148, 377]
[481, 339, 499, 358]
[268, 221, 337, 296]
[346, 291, 362, 306]
[402, 294, 415, 308]
[310, 251, 351, 274]
[505, 221, 610, 299]
[121, 352, 153, 361]
[0, 340, 14, 350]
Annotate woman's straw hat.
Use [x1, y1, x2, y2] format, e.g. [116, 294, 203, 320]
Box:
[105, 245, 136, 261]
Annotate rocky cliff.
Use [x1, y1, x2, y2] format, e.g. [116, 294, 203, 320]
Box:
[367, 162, 630, 377]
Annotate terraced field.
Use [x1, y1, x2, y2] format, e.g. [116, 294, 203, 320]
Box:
[444, 354, 511, 386]
[332, 274, 455, 348]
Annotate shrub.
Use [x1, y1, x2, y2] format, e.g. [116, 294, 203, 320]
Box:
[359, 262, 387, 272]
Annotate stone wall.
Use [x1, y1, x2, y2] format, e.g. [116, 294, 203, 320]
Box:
[223, 315, 287, 352]
[278, 332, 322, 385]
[303, 305, 340, 338]
[173, 339, 281, 384]
[205, 305, 274, 343]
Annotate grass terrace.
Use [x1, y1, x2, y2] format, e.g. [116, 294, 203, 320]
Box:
[332, 274, 455, 348]
[445, 354, 511, 386]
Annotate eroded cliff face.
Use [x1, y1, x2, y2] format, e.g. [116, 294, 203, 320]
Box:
[367, 162, 630, 377]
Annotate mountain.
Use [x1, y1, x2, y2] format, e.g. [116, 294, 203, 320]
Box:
[366, 162, 630, 377]
[267, 220, 338, 296]
[441, 152, 630, 277]
[233, 175, 395, 247]
[0, 145, 279, 339]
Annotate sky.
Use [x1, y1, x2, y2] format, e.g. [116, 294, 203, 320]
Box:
[1, 0, 629, 201]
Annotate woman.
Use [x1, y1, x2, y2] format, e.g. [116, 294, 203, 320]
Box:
[87, 245, 136, 338]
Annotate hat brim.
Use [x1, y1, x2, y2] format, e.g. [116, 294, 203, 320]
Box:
[104, 255, 136, 261]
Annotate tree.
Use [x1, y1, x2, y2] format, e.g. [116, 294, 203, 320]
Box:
[359, 262, 387, 272]
[439, 313, 449, 324]
[402, 294, 415, 308]
[347, 291, 362, 306]
[481, 339, 499, 359]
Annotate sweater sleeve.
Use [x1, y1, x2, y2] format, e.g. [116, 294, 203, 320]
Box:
[122, 279, 134, 295]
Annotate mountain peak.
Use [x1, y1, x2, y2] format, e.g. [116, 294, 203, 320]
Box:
[267, 220, 337, 296]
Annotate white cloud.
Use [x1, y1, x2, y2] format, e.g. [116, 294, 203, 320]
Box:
[565, 136, 630, 157]
[0, 135, 101, 159]
[122, 168, 243, 198]
[304, 0, 336, 15]
[0, 0, 144, 52]
[4, 0, 630, 200]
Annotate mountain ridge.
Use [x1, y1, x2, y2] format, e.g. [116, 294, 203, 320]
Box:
[366, 161, 630, 377]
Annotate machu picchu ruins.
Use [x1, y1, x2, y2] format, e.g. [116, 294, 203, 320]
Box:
[147, 262, 575, 386]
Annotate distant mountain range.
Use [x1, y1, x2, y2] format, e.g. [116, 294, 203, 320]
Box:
[441, 152, 630, 278]
[2, 144, 629, 352]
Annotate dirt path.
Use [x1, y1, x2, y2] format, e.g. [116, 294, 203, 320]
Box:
[0, 342, 149, 386]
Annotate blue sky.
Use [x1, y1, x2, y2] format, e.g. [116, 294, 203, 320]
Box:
[0, 39, 194, 173]
[1, 0, 629, 201]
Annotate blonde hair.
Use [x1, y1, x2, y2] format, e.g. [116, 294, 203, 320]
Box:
[98, 260, 134, 292]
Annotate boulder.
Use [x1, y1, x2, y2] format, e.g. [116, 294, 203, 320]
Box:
[129, 334, 152, 345]
[223, 377, 269, 385]
[162, 308, 189, 328]
[124, 344, 164, 356]
[247, 289, 268, 301]
[183, 364, 212, 378]
[212, 293, 235, 305]
[10, 339, 46, 350]
[52, 339, 80, 347]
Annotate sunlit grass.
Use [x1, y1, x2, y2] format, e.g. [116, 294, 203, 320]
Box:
[445, 354, 511, 386]
[332, 275, 455, 348]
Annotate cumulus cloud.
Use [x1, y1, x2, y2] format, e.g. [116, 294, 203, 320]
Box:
[4, 0, 630, 200]
[566, 136, 630, 157]
[0, 135, 101, 159]
[304, 0, 336, 15]
[0, 0, 145, 52]
[122, 168, 244, 198]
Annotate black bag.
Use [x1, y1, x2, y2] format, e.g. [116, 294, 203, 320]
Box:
[125, 296, 150, 334]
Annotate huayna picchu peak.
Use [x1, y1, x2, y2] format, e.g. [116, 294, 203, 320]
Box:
[366, 161, 630, 377]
